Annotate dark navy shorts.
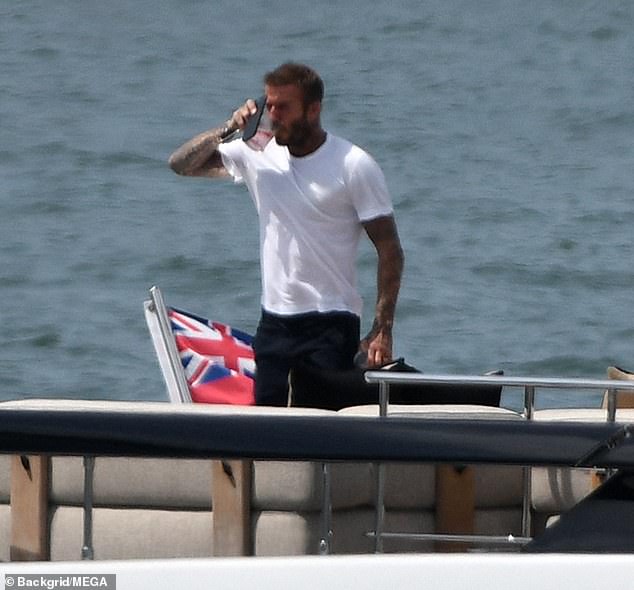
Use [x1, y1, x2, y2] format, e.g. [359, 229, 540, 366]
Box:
[253, 309, 360, 406]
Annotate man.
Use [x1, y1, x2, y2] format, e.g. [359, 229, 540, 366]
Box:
[169, 62, 404, 406]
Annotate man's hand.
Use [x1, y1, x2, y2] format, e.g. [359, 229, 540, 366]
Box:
[228, 99, 258, 131]
[360, 321, 393, 368]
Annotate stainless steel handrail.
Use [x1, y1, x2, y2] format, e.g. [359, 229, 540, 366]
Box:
[363, 372, 634, 550]
[364, 373, 634, 388]
[365, 372, 634, 422]
[367, 531, 532, 546]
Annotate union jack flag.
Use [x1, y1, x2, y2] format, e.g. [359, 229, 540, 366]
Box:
[168, 307, 255, 405]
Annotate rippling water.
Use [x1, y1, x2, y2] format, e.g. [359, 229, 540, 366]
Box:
[1, 1, 632, 409]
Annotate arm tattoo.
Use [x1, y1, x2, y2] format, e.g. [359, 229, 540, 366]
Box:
[168, 120, 236, 178]
[364, 216, 404, 332]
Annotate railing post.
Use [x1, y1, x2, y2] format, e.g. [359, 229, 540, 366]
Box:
[373, 381, 390, 553]
[81, 455, 95, 560]
[521, 385, 535, 538]
[373, 463, 386, 553]
[606, 388, 617, 423]
[378, 381, 389, 417]
[319, 463, 333, 555]
[523, 385, 535, 420]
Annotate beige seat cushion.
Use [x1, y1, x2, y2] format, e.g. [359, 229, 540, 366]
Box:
[338, 405, 524, 509]
[531, 466, 596, 514]
[51, 457, 213, 508]
[530, 407, 634, 514]
[49, 506, 214, 561]
[252, 461, 373, 511]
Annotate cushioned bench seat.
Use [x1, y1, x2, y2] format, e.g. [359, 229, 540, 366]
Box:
[0, 400, 538, 560]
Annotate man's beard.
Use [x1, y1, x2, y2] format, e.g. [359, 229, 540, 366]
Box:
[273, 114, 314, 150]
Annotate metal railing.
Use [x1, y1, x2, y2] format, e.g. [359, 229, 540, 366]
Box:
[365, 372, 634, 421]
[363, 372, 634, 552]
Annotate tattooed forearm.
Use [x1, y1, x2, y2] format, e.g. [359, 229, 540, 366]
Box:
[168, 120, 236, 178]
[169, 100, 257, 178]
[360, 215, 404, 366]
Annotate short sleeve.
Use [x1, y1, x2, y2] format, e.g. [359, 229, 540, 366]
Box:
[345, 148, 393, 222]
[218, 140, 246, 184]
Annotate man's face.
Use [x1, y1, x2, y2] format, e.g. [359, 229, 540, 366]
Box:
[265, 84, 319, 147]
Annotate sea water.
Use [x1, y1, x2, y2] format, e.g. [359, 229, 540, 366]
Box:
[1, 0, 632, 409]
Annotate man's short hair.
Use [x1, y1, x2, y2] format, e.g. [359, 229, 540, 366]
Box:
[264, 62, 324, 106]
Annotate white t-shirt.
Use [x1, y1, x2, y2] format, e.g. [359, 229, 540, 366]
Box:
[218, 133, 393, 317]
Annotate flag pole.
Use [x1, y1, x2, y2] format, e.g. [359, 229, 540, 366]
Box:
[148, 286, 192, 403]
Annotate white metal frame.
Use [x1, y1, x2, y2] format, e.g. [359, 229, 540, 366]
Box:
[143, 285, 192, 403]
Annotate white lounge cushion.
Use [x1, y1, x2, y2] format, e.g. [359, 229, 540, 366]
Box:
[531, 466, 597, 514]
[337, 405, 524, 509]
[51, 457, 213, 508]
[49, 506, 214, 561]
[530, 408, 633, 514]
[534, 407, 634, 422]
[252, 461, 373, 511]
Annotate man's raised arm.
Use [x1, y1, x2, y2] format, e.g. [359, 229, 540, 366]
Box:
[168, 99, 257, 178]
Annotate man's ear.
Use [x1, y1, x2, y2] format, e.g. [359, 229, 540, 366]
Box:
[307, 100, 321, 123]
